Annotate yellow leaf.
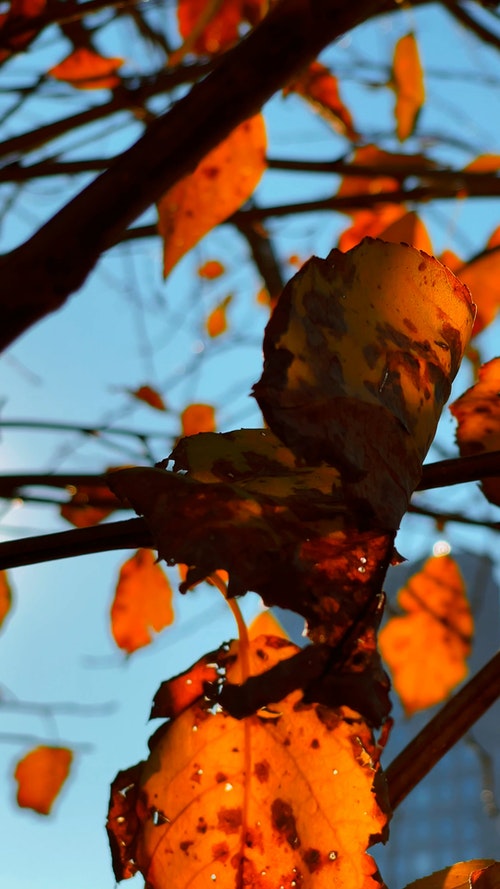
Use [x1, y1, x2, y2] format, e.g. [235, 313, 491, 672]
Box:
[129, 384, 167, 412]
[181, 403, 216, 436]
[198, 260, 225, 279]
[286, 61, 357, 139]
[107, 636, 389, 889]
[14, 746, 73, 815]
[111, 549, 174, 654]
[450, 357, 500, 507]
[379, 555, 473, 716]
[0, 570, 12, 631]
[206, 295, 232, 337]
[158, 115, 267, 277]
[454, 246, 500, 336]
[392, 33, 425, 141]
[404, 861, 497, 889]
[48, 48, 124, 89]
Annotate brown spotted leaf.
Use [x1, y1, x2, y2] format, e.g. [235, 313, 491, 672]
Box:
[450, 357, 500, 506]
[14, 746, 73, 815]
[107, 636, 390, 889]
[379, 555, 473, 716]
[111, 549, 174, 654]
[392, 33, 425, 141]
[158, 115, 266, 277]
[253, 239, 475, 529]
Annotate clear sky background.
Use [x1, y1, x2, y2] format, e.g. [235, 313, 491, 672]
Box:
[1, 3, 500, 888]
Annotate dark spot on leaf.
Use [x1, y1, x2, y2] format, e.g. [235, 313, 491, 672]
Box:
[212, 841, 230, 863]
[302, 848, 323, 873]
[197, 817, 208, 834]
[271, 798, 300, 848]
[217, 807, 242, 834]
[203, 166, 220, 179]
[256, 648, 267, 660]
[254, 760, 270, 782]
[215, 772, 227, 783]
[310, 738, 320, 749]
[180, 840, 193, 854]
[403, 317, 418, 333]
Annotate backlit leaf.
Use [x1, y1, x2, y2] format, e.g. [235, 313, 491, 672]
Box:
[286, 61, 357, 139]
[0, 570, 12, 630]
[158, 115, 266, 277]
[403, 860, 497, 889]
[450, 358, 500, 507]
[377, 210, 432, 254]
[206, 295, 232, 337]
[248, 609, 289, 639]
[470, 863, 500, 889]
[339, 206, 405, 252]
[392, 33, 425, 141]
[61, 481, 120, 528]
[198, 260, 225, 279]
[181, 403, 216, 436]
[129, 385, 166, 412]
[0, 0, 45, 57]
[253, 239, 475, 528]
[14, 746, 73, 815]
[111, 549, 174, 654]
[107, 636, 390, 889]
[177, 0, 266, 56]
[465, 155, 500, 172]
[453, 246, 500, 336]
[379, 555, 473, 716]
[48, 47, 124, 89]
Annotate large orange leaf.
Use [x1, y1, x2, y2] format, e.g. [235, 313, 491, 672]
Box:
[253, 239, 475, 529]
[107, 636, 390, 889]
[403, 860, 498, 889]
[453, 246, 500, 336]
[450, 357, 500, 506]
[158, 115, 266, 277]
[286, 61, 357, 139]
[379, 555, 473, 716]
[0, 570, 12, 630]
[111, 549, 174, 653]
[181, 403, 216, 436]
[48, 47, 124, 89]
[392, 33, 425, 141]
[177, 0, 266, 56]
[14, 746, 73, 815]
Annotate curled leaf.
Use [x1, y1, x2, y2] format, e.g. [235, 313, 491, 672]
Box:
[14, 746, 73, 815]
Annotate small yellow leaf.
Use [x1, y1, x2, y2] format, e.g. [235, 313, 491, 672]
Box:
[129, 385, 166, 412]
[181, 403, 216, 436]
[111, 549, 174, 653]
[49, 48, 123, 89]
[380, 555, 473, 715]
[198, 260, 225, 279]
[158, 115, 267, 277]
[0, 570, 12, 631]
[206, 295, 232, 337]
[14, 746, 73, 815]
[392, 33, 425, 141]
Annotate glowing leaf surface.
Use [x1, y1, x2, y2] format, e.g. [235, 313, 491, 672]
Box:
[14, 746, 73, 815]
[392, 33, 425, 141]
[111, 549, 174, 653]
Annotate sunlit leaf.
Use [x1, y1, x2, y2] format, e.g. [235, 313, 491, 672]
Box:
[48, 48, 124, 89]
[379, 555, 473, 716]
[181, 403, 216, 436]
[60, 480, 120, 528]
[248, 609, 290, 639]
[450, 357, 500, 507]
[453, 246, 500, 336]
[465, 155, 500, 172]
[0, 570, 12, 631]
[253, 239, 475, 528]
[206, 295, 232, 337]
[198, 259, 225, 279]
[487, 226, 500, 249]
[403, 860, 497, 889]
[339, 206, 405, 252]
[440, 249, 462, 272]
[129, 384, 166, 412]
[107, 636, 390, 889]
[158, 115, 267, 277]
[177, 0, 266, 56]
[286, 61, 357, 139]
[14, 746, 73, 815]
[392, 33, 425, 141]
[111, 549, 174, 654]
[470, 863, 500, 889]
[377, 210, 432, 253]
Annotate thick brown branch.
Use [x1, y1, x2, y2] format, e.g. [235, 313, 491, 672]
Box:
[418, 450, 500, 490]
[386, 650, 500, 810]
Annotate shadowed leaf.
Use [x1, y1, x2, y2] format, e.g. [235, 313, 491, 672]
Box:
[111, 549, 174, 654]
[14, 746, 73, 815]
[392, 33, 425, 141]
[177, 0, 266, 56]
[61, 481, 120, 528]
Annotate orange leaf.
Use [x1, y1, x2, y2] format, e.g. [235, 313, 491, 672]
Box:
[198, 259, 225, 279]
[158, 115, 267, 277]
[403, 860, 498, 889]
[129, 384, 166, 412]
[338, 206, 405, 252]
[487, 226, 500, 249]
[48, 48, 124, 90]
[107, 636, 389, 889]
[286, 61, 357, 139]
[380, 555, 473, 716]
[377, 210, 432, 253]
[61, 481, 120, 528]
[248, 609, 289, 639]
[177, 0, 266, 56]
[14, 746, 73, 815]
[450, 358, 500, 507]
[440, 249, 462, 272]
[0, 0, 45, 56]
[465, 155, 500, 173]
[111, 549, 174, 654]
[206, 295, 232, 337]
[181, 403, 216, 436]
[392, 33, 425, 141]
[0, 570, 12, 631]
[454, 246, 500, 336]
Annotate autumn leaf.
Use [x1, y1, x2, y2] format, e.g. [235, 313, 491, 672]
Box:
[286, 61, 357, 139]
[181, 403, 216, 436]
[107, 636, 390, 889]
[0, 0, 45, 57]
[465, 155, 500, 173]
[248, 609, 289, 639]
[177, 0, 266, 56]
[403, 860, 498, 889]
[61, 481, 120, 528]
[470, 863, 500, 889]
[392, 33, 425, 141]
[198, 259, 225, 279]
[129, 384, 166, 412]
[450, 357, 500, 506]
[379, 555, 473, 716]
[377, 210, 432, 254]
[14, 746, 73, 815]
[253, 239, 475, 528]
[48, 47, 124, 89]
[453, 246, 500, 336]
[111, 549, 174, 654]
[158, 115, 266, 277]
[0, 570, 12, 631]
[206, 295, 232, 337]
